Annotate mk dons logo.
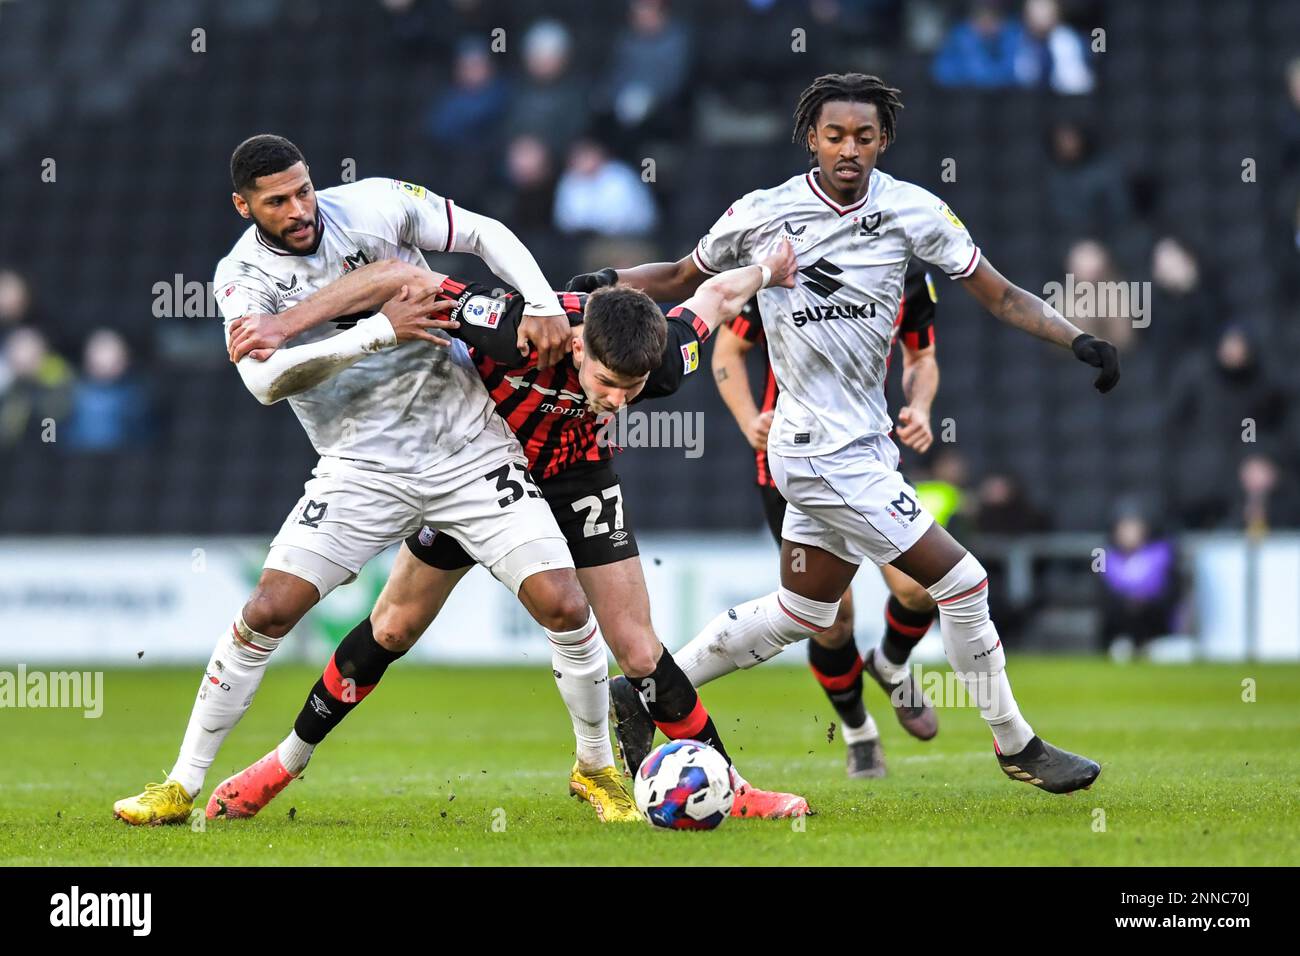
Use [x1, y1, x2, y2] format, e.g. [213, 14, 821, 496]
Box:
[342, 249, 372, 274]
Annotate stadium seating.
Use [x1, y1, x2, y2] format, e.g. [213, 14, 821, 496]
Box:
[0, 0, 1291, 536]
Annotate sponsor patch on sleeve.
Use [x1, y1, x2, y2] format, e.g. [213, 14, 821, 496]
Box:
[680, 340, 700, 375]
[459, 294, 504, 329]
[938, 202, 965, 230]
[392, 179, 428, 200]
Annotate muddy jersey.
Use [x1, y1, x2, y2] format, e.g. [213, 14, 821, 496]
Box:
[213, 177, 495, 472]
[694, 168, 977, 457]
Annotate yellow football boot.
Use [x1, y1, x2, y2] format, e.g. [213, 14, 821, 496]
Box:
[113, 780, 194, 826]
[568, 764, 641, 823]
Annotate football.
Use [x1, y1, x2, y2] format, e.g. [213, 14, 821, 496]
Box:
[633, 739, 735, 830]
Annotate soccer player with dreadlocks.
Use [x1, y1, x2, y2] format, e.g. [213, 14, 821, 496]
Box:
[570, 72, 1119, 793]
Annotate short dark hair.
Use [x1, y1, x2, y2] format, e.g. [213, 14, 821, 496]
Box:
[791, 73, 904, 160]
[582, 286, 666, 378]
[230, 134, 305, 192]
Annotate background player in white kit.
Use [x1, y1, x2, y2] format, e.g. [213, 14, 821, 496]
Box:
[114, 135, 622, 824]
[570, 74, 1121, 794]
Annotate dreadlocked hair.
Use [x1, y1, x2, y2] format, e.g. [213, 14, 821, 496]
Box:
[791, 73, 903, 160]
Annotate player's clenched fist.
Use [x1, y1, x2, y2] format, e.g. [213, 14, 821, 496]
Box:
[760, 238, 799, 289]
[1070, 333, 1120, 393]
[745, 410, 774, 451]
[379, 285, 459, 346]
[565, 267, 618, 293]
[895, 406, 933, 453]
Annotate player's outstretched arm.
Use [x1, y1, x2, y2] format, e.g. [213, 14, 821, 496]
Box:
[228, 259, 452, 362]
[568, 253, 710, 303]
[449, 207, 570, 367]
[680, 239, 798, 338]
[959, 257, 1120, 393]
[713, 325, 771, 452]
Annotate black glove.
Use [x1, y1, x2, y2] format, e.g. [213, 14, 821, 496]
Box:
[565, 267, 618, 293]
[1071, 333, 1120, 393]
[445, 282, 527, 363]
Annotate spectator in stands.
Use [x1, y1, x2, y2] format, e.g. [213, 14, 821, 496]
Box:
[0, 269, 32, 347]
[0, 327, 73, 447]
[65, 330, 153, 451]
[505, 20, 588, 156]
[1098, 510, 1181, 654]
[1149, 235, 1220, 351]
[426, 38, 509, 146]
[495, 134, 558, 235]
[1061, 238, 1136, 351]
[1014, 0, 1094, 94]
[932, 1, 1022, 89]
[601, 0, 691, 134]
[1046, 120, 1129, 239]
[1235, 451, 1300, 534]
[1169, 326, 1291, 528]
[1278, 56, 1300, 176]
[553, 138, 658, 236]
[975, 471, 1051, 535]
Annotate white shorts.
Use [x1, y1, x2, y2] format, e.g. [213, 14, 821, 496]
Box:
[267, 415, 570, 596]
[768, 433, 935, 567]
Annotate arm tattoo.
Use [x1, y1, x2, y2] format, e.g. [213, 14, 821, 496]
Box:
[997, 285, 1081, 348]
[714, 366, 729, 382]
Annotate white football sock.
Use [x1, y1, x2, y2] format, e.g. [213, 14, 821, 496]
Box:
[168, 616, 282, 797]
[546, 610, 615, 772]
[840, 711, 880, 745]
[926, 553, 1034, 755]
[676, 587, 839, 687]
[276, 729, 314, 776]
[871, 643, 909, 684]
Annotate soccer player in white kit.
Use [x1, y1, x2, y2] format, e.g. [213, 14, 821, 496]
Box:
[570, 74, 1120, 794]
[114, 135, 627, 824]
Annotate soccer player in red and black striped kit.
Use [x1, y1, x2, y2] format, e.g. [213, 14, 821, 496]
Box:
[712, 268, 941, 779]
[208, 241, 813, 821]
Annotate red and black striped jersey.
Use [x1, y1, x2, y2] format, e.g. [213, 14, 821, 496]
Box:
[457, 288, 710, 480]
[729, 267, 937, 488]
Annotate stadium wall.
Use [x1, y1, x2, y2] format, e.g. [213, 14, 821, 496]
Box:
[1, 535, 1296, 665]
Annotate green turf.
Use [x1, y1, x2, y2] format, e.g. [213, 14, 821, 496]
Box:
[2, 659, 1297, 866]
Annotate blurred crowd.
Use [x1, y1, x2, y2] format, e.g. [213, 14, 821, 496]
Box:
[0, 269, 155, 452]
[2, 0, 1297, 649]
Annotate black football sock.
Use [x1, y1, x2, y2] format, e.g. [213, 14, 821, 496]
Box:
[881, 596, 936, 666]
[293, 617, 407, 745]
[808, 637, 867, 729]
[628, 649, 732, 766]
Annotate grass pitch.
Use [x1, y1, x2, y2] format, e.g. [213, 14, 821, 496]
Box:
[2, 658, 1297, 866]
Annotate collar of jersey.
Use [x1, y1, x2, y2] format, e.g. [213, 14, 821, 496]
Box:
[805, 169, 873, 216]
[255, 212, 326, 257]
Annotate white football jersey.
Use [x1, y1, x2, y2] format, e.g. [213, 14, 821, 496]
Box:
[213, 177, 495, 472]
[694, 168, 979, 457]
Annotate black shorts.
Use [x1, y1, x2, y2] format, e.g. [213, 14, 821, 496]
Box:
[407, 459, 639, 571]
[759, 482, 786, 546]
